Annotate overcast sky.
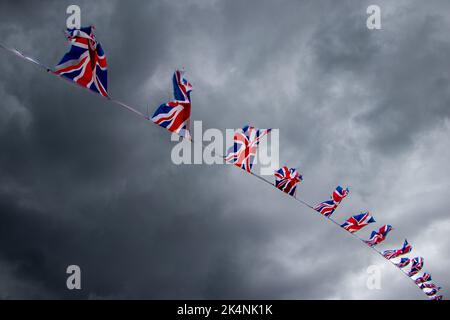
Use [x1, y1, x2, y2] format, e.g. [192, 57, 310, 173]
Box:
[0, 0, 449, 299]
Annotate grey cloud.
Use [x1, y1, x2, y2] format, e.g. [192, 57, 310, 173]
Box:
[0, 0, 449, 299]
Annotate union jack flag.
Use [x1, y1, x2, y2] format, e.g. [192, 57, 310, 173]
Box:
[332, 186, 350, 204]
[152, 70, 193, 138]
[382, 239, 412, 260]
[341, 212, 375, 233]
[395, 258, 411, 268]
[224, 126, 271, 173]
[430, 295, 443, 300]
[274, 167, 303, 196]
[420, 283, 439, 290]
[314, 186, 349, 217]
[314, 200, 337, 217]
[415, 273, 432, 284]
[408, 257, 424, 277]
[55, 26, 108, 97]
[425, 288, 439, 297]
[365, 225, 393, 247]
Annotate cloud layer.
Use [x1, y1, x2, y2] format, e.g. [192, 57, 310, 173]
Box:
[0, 0, 449, 299]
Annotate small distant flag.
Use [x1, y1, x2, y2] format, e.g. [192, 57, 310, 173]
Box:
[274, 167, 303, 196]
[382, 240, 412, 260]
[55, 26, 108, 97]
[315, 186, 349, 217]
[420, 283, 439, 290]
[314, 200, 337, 217]
[415, 273, 432, 285]
[341, 212, 375, 233]
[365, 225, 393, 247]
[395, 258, 411, 268]
[408, 257, 424, 277]
[224, 126, 271, 173]
[152, 70, 193, 138]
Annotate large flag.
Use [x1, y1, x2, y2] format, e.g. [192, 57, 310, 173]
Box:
[382, 240, 412, 260]
[395, 258, 411, 268]
[341, 212, 375, 233]
[314, 186, 349, 217]
[55, 26, 108, 97]
[408, 257, 424, 277]
[365, 225, 393, 247]
[224, 126, 271, 173]
[415, 273, 432, 285]
[274, 167, 303, 196]
[152, 70, 193, 138]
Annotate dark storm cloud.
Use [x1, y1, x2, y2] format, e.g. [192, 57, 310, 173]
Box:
[0, 0, 449, 300]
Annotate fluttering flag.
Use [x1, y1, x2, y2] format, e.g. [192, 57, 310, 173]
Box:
[420, 283, 439, 290]
[430, 295, 443, 300]
[152, 70, 193, 138]
[332, 186, 350, 204]
[415, 273, 432, 285]
[314, 186, 349, 217]
[341, 212, 375, 233]
[425, 288, 439, 297]
[274, 167, 303, 196]
[224, 126, 271, 173]
[395, 258, 411, 268]
[55, 26, 108, 97]
[408, 257, 424, 277]
[382, 239, 412, 260]
[365, 225, 393, 247]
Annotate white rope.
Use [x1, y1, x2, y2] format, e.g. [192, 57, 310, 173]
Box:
[0, 42, 149, 121]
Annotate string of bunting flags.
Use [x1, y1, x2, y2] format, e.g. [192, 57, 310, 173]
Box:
[0, 26, 444, 300]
